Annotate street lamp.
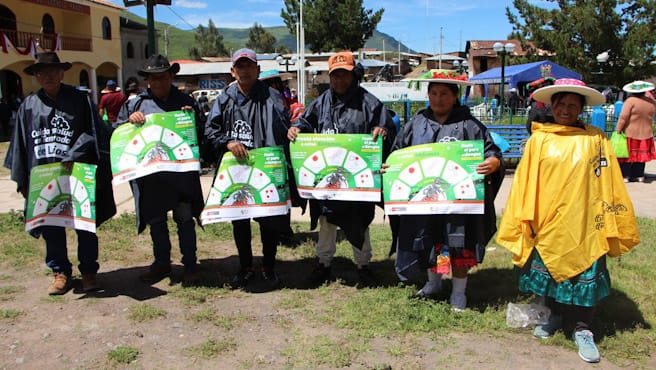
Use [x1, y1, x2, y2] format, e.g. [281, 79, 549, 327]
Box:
[493, 42, 515, 117]
[452, 59, 469, 76]
[276, 55, 298, 72]
[592, 50, 610, 75]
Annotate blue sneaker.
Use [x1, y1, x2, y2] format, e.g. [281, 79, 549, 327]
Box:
[533, 314, 562, 339]
[573, 329, 601, 363]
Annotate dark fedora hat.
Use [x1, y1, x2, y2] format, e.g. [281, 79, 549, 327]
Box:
[24, 52, 72, 76]
[138, 54, 180, 76]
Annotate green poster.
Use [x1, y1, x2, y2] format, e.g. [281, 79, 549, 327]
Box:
[289, 133, 382, 202]
[110, 110, 199, 184]
[383, 141, 485, 215]
[201, 146, 290, 224]
[25, 162, 97, 233]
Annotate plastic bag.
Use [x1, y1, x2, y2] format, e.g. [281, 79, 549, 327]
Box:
[506, 302, 551, 328]
[490, 131, 510, 153]
[610, 132, 628, 158]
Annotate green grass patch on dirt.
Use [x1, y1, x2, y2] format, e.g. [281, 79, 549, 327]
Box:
[0, 212, 654, 367]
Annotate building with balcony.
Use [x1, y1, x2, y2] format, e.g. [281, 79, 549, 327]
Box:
[0, 0, 124, 103]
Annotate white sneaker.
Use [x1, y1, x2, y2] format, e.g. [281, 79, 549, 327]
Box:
[450, 292, 467, 312]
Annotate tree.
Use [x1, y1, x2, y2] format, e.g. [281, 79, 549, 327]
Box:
[506, 0, 656, 86]
[188, 19, 229, 60]
[246, 23, 277, 53]
[281, 0, 384, 53]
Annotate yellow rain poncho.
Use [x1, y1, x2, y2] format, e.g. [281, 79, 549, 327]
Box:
[496, 123, 640, 282]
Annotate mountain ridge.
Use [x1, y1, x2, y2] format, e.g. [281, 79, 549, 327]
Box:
[121, 11, 416, 60]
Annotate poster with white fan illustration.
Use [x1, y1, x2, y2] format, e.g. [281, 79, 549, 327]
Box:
[289, 134, 382, 202]
[383, 141, 485, 215]
[25, 162, 97, 233]
[201, 146, 290, 224]
[110, 110, 199, 184]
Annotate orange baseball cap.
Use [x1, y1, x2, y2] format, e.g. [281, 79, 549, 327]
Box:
[328, 51, 355, 74]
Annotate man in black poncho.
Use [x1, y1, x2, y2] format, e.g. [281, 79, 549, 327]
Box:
[205, 49, 291, 290]
[287, 51, 396, 287]
[5, 52, 116, 295]
[117, 54, 205, 284]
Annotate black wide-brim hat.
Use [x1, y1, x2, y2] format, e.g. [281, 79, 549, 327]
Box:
[138, 54, 180, 76]
[24, 52, 72, 76]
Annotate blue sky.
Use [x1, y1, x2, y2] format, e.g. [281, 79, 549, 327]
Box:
[108, 0, 528, 53]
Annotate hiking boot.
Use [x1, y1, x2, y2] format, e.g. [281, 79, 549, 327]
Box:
[357, 265, 377, 287]
[450, 292, 467, 312]
[573, 329, 601, 363]
[261, 267, 281, 289]
[47, 273, 71, 295]
[306, 263, 331, 286]
[81, 273, 101, 292]
[139, 264, 172, 283]
[533, 314, 563, 339]
[230, 267, 256, 289]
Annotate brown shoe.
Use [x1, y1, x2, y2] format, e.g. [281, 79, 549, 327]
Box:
[47, 273, 71, 295]
[81, 273, 101, 292]
[139, 264, 171, 283]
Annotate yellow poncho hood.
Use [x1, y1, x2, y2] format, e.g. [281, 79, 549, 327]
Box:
[496, 123, 639, 282]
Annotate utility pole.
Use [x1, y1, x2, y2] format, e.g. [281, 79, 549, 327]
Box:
[123, 0, 172, 57]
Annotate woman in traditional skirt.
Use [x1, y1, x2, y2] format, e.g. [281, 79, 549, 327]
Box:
[496, 78, 640, 363]
[616, 80, 656, 182]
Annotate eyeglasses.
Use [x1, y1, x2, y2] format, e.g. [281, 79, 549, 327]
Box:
[34, 68, 62, 78]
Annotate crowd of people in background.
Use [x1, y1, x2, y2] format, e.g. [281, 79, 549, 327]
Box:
[2, 50, 653, 364]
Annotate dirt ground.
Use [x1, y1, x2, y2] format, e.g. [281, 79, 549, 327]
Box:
[2, 237, 646, 370]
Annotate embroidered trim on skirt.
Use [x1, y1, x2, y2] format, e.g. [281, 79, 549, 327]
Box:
[516, 249, 611, 307]
[618, 137, 656, 163]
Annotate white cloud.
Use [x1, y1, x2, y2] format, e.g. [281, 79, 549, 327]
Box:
[175, 0, 207, 9]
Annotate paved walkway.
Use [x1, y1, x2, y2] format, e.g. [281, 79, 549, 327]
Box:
[1, 161, 654, 221]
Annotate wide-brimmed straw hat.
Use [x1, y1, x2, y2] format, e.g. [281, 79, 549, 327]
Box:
[406, 69, 471, 86]
[622, 80, 655, 93]
[138, 54, 180, 76]
[532, 78, 604, 106]
[24, 52, 72, 76]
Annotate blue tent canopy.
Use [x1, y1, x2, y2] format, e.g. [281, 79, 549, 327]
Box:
[469, 60, 581, 89]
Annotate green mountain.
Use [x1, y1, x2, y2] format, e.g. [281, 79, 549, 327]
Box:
[120, 12, 415, 60]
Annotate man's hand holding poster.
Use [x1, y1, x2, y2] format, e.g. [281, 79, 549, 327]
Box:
[383, 141, 485, 215]
[110, 110, 199, 184]
[201, 146, 290, 224]
[26, 162, 97, 233]
[289, 133, 382, 202]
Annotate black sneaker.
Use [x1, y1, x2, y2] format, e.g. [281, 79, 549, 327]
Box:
[261, 267, 281, 289]
[357, 265, 377, 287]
[307, 263, 331, 286]
[230, 267, 256, 289]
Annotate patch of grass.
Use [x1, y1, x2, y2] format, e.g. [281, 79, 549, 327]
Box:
[305, 336, 353, 368]
[0, 285, 25, 301]
[185, 337, 237, 359]
[40, 295, 65, 303]
[127, 303, 166, 322]
[189, 307, 249, 330]
[275, 290, 312, 309]
[107, 346, 139, 365]
[170, 285, 227, 306]
[0, 309, 22, 319]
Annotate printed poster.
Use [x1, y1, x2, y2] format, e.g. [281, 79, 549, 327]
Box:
[289, 133, 382, 202]
[383, 141, 485, 215]
[201, 146, 290, 224]
[110, 110, 199, 184]
[25, 162, 97, 233]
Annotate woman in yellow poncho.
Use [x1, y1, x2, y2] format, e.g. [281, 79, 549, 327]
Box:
[496, 78, 639, 363]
